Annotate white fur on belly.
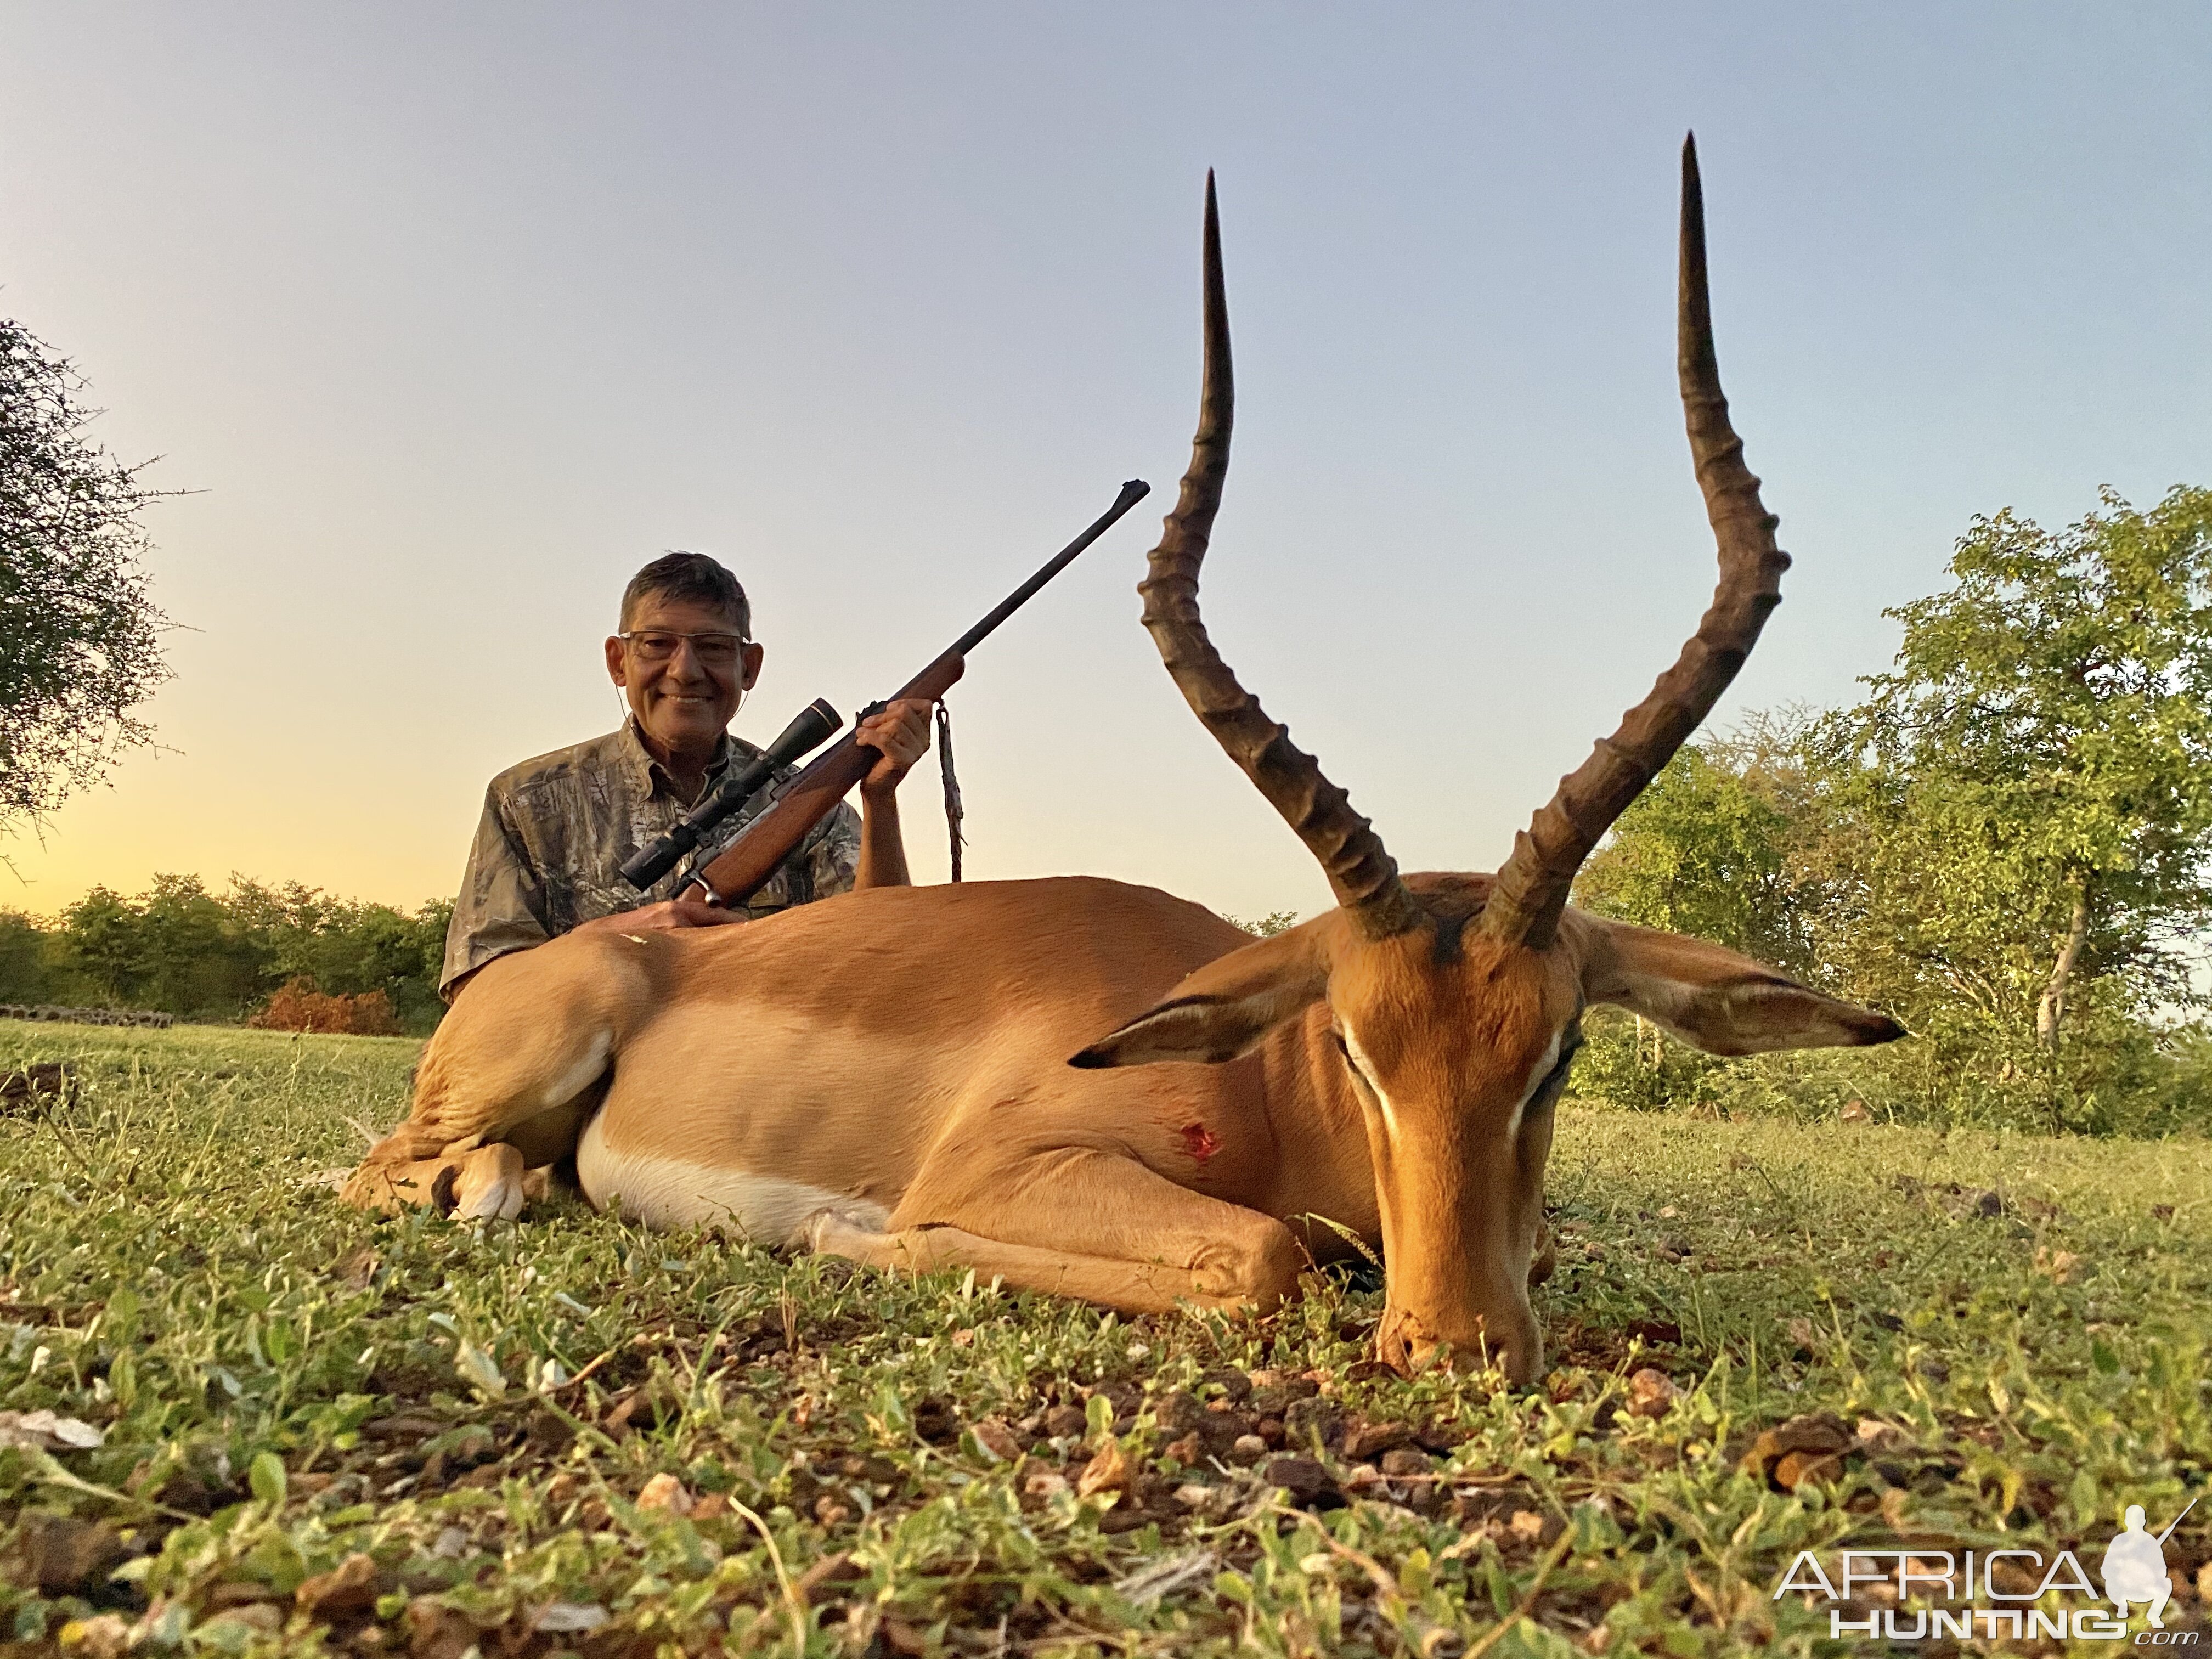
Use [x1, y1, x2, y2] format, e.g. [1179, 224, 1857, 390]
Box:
[576, 1111, 888, 1244]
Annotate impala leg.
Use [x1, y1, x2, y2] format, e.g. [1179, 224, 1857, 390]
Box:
[343, 1143, 548, 1220]
[341, 937, 640, 1213]
[809, 1151, 1308, 1317]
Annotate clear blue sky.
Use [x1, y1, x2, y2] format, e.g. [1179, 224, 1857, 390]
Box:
[3, 4, 2207, 920]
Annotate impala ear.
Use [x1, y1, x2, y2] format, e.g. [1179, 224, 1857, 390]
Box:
[1071, 924, 1331, 1068]
[1581, 918, 1906, 1057]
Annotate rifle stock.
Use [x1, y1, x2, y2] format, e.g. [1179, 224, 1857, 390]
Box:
[682, 477, 1150, 909]
[689, 650, 964, 906]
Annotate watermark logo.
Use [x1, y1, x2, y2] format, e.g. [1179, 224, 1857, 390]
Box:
[1773, 1498, 2198, 1643]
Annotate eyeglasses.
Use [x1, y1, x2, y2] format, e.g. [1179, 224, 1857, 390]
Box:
[618, 630, 750, 666]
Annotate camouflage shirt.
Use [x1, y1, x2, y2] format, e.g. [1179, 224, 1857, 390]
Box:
[440, 721, 860, 998]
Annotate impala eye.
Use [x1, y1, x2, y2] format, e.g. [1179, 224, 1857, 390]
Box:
[1331, 1030, 1378, 1093]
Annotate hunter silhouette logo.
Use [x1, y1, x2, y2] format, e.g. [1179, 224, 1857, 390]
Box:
[1773, 1495, 2200, 1642]
[2103, 1500, 2195, 1630]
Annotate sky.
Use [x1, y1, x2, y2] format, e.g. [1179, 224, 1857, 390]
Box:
[2, 4, 2208, 924]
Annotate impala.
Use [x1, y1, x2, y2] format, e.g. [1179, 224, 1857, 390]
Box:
[347, 140, 1902, 1383]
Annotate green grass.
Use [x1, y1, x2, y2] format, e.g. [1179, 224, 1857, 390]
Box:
[0, 1018, 2206, 1656]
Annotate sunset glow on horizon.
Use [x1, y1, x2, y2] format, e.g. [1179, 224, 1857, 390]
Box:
[5, 5, 2207, 923]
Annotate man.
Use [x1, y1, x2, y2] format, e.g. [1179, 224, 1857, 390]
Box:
[440, 551, 932, 1000]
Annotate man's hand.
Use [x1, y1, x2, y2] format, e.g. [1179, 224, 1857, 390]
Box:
[857, 698, 934, 799]
[575, 899, 749, 935]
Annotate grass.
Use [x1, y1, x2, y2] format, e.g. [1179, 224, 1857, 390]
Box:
[0, 1017, 2207, 1657]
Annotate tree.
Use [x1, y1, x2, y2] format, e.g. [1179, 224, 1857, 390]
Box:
[1855, 487, 2212, 1058]
[1573, 722, 1812, 977]
[1571, 720, 1835, 1113]
[0, 317, 171, 831]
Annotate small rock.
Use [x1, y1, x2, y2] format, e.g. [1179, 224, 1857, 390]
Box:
[431, 1525, 470, 1559]
[1971, 1189, 2004, 1219]
[970, 1417, 1022, 1462]
[1261, 1456, 1337, 1506]
[1739, 1412, 1853, 1487]
[1203, 1367, 1252, 1403]
[794, 1553, 862, 1607]
[1774, 1448, 1844, 1489]
[404, 1597, 482, 1659]
[1509, 1509, 1549, 1543]
[691, 1491, 729, 1520]
[636, 1472, 691, 1514]
[1854, 1418, 1909, 1453]
[533, 1601, 611, 1634]
[1282, 1396, 1342, 1451]
[57, 1614, 134, 1658]
[881, 1616, 931, 1655]
[1076, 1438, 1130, 1497]
[1786, 1316, 1819, 1353]
[1229, 1434, 1268, 1465]
[1023, 1468, 1069, 1499]
[1154, 1391, 1207, 1436]
[20, 1513, 124, 1595]
[1626, 1368, 1679, 1419]
[1041, 1404, 1088, 1441]
[1340, 1420, 1412, 1463]
[1173, 1482, 1216, 1509]
[1163, 1432, 1203, 1466]
[1378, 1447, 1432, 1479]
[296, 1551, 380, 1619]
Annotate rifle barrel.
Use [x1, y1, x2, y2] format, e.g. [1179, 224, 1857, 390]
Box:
[685, 478, 1151, 908]
[950, 479, 1150, 656]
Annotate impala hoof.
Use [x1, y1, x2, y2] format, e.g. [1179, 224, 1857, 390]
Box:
[450, 1143, 529, 1222]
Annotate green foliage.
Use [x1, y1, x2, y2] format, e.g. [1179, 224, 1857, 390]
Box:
[1224, 910, 1300, 938]
[29, 875, 450, 1029]
[1572, 736, 1805, 975]
[0, 317, 172, 831]
[1573, 489, 2212, 1136]
[1, 1019, 2204, 1653]
[0, 909, 53, 1002]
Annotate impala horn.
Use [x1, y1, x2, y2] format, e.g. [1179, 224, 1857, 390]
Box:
[1481, 134, 1790, 950]
[1139, 174, 1426, 942]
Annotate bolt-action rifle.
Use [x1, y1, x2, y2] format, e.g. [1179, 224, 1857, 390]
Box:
[638, 478, 1150, 910]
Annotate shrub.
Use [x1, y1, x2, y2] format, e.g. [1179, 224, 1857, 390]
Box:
[247, 977, 400, 1037]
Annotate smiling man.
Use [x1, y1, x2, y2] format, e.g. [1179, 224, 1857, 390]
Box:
[438, 552, 932, 1001]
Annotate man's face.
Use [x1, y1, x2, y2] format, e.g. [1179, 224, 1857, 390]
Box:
[604, 594, 764, 758]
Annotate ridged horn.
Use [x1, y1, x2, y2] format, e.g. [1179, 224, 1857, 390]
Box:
[1481, 134, 1790, 950]
[1139, 174, 1424, 941]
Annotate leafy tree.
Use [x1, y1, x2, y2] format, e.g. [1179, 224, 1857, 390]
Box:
[0, 317, 171, 832]
[47, 874, 451, 1028]
[1572, 489, 2212, 1134]
[1853, 487, 2212, 1054]
[0, 910, 52, 1002]
[1573, 724, 1812, 977]
[60, 885, 150, 1006]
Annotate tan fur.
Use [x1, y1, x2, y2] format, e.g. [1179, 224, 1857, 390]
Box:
[345, 870, 1899, 1384]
